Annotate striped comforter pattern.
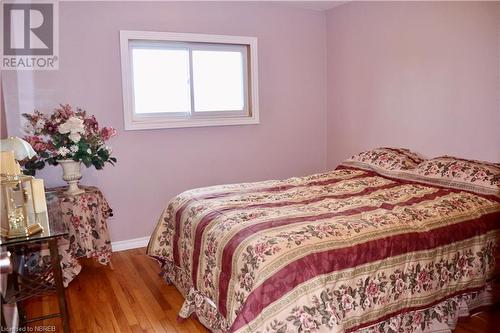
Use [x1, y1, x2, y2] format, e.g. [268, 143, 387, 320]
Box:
[147, 167, 500, 333]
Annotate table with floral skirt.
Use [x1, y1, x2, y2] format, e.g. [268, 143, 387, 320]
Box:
[25, 186, 113, 287]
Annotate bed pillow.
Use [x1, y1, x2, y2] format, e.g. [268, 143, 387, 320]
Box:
[341, 147, 425, 173]
[410, 156, 500, 196]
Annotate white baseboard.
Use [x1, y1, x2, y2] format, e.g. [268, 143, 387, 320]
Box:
[111, 236, 150, 252]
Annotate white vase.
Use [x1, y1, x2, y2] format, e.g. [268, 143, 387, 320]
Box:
[58, 159, 84, 196]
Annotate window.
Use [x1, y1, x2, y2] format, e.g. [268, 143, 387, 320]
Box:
[120, 31, 259, 130]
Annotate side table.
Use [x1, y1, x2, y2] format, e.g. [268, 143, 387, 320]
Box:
[27, 186, 114, 287]
[1, 229, 70, 333]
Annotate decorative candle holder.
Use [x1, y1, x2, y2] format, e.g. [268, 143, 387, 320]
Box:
[1, 138, 46, 238]
[1, 175, 47, 239]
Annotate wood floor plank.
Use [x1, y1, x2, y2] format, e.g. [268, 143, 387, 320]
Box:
[136, 259, 201, 333]
[129, 324, 146, 333]
[21, 248, 498, 333]
[119, 252, 169, 332]
[83, 261, 122, 332]
[104, 261, 139, 326]
[92, 266, 133, 333]
[111, 251, 155, 331]
[66, 280, 84, 331]
[129, 252, 172, 311]
[68, 277, 92, 331]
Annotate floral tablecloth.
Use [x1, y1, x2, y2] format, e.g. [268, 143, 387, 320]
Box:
[26, 186, 113, 287]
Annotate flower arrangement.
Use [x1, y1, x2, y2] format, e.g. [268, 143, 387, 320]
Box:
[22, 104, 117, 175]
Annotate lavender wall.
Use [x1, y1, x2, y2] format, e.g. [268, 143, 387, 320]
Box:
[4, 1, 499, 243]
[326, 1, 500, 167]
[1, 76, 6, 139]
[3, 2, 327, 242]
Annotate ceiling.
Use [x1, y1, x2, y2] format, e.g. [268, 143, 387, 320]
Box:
[276, 1, 348, 11]
[60, 0, 348, 11]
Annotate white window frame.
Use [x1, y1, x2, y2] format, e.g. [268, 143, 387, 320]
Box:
[120, 31, 259, 130]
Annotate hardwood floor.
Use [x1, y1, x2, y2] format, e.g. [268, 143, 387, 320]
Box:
[23, 248, 499, 333]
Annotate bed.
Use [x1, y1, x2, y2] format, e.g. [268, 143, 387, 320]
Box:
[147, 149, 500, 333]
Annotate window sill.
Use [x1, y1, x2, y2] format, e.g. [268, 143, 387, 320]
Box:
[124, 115, 260, 130]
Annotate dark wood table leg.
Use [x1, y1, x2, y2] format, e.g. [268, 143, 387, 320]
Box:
[48, 239, 70, 333]
[1, 295, 7, 329]
[9, 248, 26, 326]
[10, 271, 26, 326]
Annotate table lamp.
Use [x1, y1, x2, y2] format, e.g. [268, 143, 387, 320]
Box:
[1, 137, 46, 238]
[1, 136, 36, 162]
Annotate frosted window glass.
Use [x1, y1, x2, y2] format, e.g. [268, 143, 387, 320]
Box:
[132, 48, 191, 113]
[192, 50, 245, 112]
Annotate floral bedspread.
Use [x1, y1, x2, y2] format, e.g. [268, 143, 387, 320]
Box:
[27, 186, 113, 287]
[147, 167, 500, 333]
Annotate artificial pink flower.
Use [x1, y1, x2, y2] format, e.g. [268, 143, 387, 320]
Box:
[25, 136, 48, 152]
[100, 127, 117, 141]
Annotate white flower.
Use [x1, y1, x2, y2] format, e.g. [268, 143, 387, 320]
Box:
[68, 132, 81, 143]
[87, 149, 92, 154]
[23, 123, 35, 135]
[58, 123, 69, 134]
[70, 145, 79, 153]
[104, 146, 112, 154]
[35, 119, 45, 131]
[57, 147, 70, 157]
[58, 117, 84, 134]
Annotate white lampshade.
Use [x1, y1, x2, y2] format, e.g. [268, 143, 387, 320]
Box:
[0, 136, 37, 161]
